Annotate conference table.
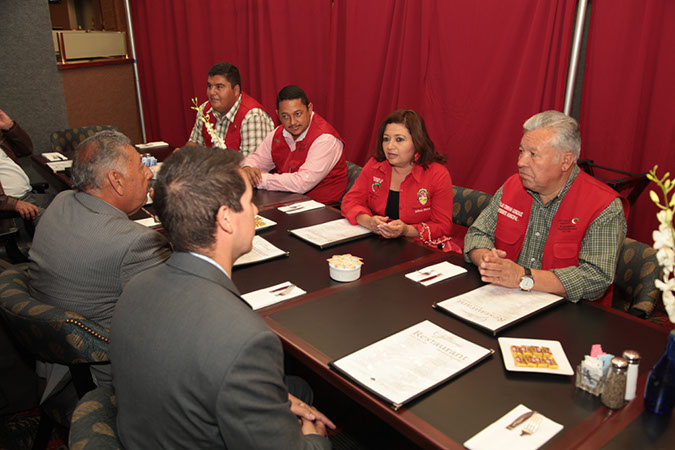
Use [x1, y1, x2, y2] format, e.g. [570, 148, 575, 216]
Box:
[235, 191, 672, 449]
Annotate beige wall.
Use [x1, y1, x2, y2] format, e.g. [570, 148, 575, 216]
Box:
[60, 62, 142, 144]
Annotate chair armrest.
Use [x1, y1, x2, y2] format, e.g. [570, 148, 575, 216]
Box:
[31, 182, 49, 193]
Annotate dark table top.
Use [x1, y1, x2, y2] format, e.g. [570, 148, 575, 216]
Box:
[233, 205, 439, 296]
[259, 238, 671, 448]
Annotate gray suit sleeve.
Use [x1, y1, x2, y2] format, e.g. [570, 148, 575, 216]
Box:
[119, 229, 172, 287]
[216, 329, 331, 450]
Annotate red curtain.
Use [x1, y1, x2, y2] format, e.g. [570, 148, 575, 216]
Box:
[326, 0, 575, 194]
[130, 0, 333, 147]
[580, 0, 675, 243]
[130, 0, 575, 194]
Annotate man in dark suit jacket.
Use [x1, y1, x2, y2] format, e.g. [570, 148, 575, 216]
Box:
[111, 146, 333, 449]
[28, 130, 171, 387]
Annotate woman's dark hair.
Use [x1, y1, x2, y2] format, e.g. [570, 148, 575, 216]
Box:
[374, 109, 447, 168]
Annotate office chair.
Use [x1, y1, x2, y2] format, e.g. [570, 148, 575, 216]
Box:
[49, 125, 121, 157]
[69, 385, 122, 449]
[577, 159, 649, 207]
[0, 264, 110, 449]
[613, 237, 663, 319]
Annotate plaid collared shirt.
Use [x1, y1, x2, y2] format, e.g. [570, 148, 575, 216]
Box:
[189, 94, 274, 156]
[464, 165, 627, 301]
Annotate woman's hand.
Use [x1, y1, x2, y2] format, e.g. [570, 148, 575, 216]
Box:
[356, 214, 388, 234]
[377, 219, 411, 238]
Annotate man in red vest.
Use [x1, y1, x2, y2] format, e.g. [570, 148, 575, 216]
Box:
[241, 85, 347, 205]
[464, 111, 628, 306]
[186, 62, 273, 157]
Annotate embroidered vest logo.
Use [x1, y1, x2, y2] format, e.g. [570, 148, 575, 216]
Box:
[498, 202, 524, 222]
[556, 217, 580, 233]
[417, 188, 429, 206]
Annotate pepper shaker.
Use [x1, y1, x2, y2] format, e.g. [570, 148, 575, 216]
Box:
[622, 350, 640, 401]
[601, 357, 628, 409]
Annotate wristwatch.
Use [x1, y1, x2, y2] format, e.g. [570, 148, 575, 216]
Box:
[519, 267, 534, 291]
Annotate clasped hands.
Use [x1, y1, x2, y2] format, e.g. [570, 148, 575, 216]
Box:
[475, 248, 525, 288]
[368, 215, 408, 239]
[288, 393, 335, 437]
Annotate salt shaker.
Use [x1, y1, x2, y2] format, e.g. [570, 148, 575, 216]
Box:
[622, 350, 640, 401]
[601, 357, 628, 409]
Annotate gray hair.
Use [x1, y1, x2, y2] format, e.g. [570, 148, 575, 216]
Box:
[523, 110, 581, 159]
[71, 130, 131, 191]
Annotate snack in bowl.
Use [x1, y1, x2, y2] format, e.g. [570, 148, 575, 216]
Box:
[327, 254, 364, 282]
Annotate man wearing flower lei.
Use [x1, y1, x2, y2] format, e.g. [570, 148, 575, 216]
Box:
[187, 62, 273, 157]
[465, 111, 628, 306]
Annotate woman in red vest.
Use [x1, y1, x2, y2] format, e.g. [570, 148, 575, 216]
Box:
[341, 110, 457, 251]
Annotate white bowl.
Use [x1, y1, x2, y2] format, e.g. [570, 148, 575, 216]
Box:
[329, 262, 361, 282]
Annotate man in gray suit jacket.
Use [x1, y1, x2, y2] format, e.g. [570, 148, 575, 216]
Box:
[111, 147, 333, 449]
[28, 130, 171, 386]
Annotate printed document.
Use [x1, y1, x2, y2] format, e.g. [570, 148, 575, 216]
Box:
[234, 236, 287, 267]
[290, 218, 371, 248]
[435, 285, 563, 334]
[332, 320, 492, 408]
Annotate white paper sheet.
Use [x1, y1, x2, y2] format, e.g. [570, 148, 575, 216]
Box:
[242, 281, 306, 310]
[234, 236, 287, 267]
[46, 160, 73, 172]
[464, 404, 563, 450]
[290, 218, 371, 248]
[42, 152, 68, 161]
[405, 261, 468, 286]
[332, 320, 492, 407]
[136, 141, 169, 149]
[134, 216, 161, 228]
[278, 200, 325, 214]
[435, 285, 563, 334]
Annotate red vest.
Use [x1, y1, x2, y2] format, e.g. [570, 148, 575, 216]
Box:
[201, 93, 268, 150]
[270, 113, 347, 204]
[495, 170, 628, 306]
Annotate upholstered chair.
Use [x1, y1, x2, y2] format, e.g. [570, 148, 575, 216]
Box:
[613, 238, 664, 323]
[49, 125, 121, 156]
[69, 385, 122, 449]
[338, 161, 363, 205]
[452, 186, 493, 228]
[0, 264, 110, 447]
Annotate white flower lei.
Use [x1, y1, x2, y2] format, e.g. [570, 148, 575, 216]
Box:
[191, 97, 226, 149]
[647, 166, 675, 322]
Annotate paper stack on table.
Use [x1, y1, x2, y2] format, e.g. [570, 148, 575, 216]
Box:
[42, 152, 68, 161]
[46, 160, 73, 172]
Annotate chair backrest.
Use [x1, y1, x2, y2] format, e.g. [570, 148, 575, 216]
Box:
[69, 385, 122, 449]
[49, 125, 121, 156]
[577, 159, 649, 207]
[452, 185, 493, 228]
[0, 264, 109, 365]
[613, 238, 662, 318]
[339, 161, 363, 204]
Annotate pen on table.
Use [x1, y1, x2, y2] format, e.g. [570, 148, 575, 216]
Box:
[506, 410, 535, 430]
[141, 207, 158, 222]
[269, 284, 292, 294]
[419, 273, 441, 283]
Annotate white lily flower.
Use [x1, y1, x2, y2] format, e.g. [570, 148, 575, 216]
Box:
[662, 289, 675, 323]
